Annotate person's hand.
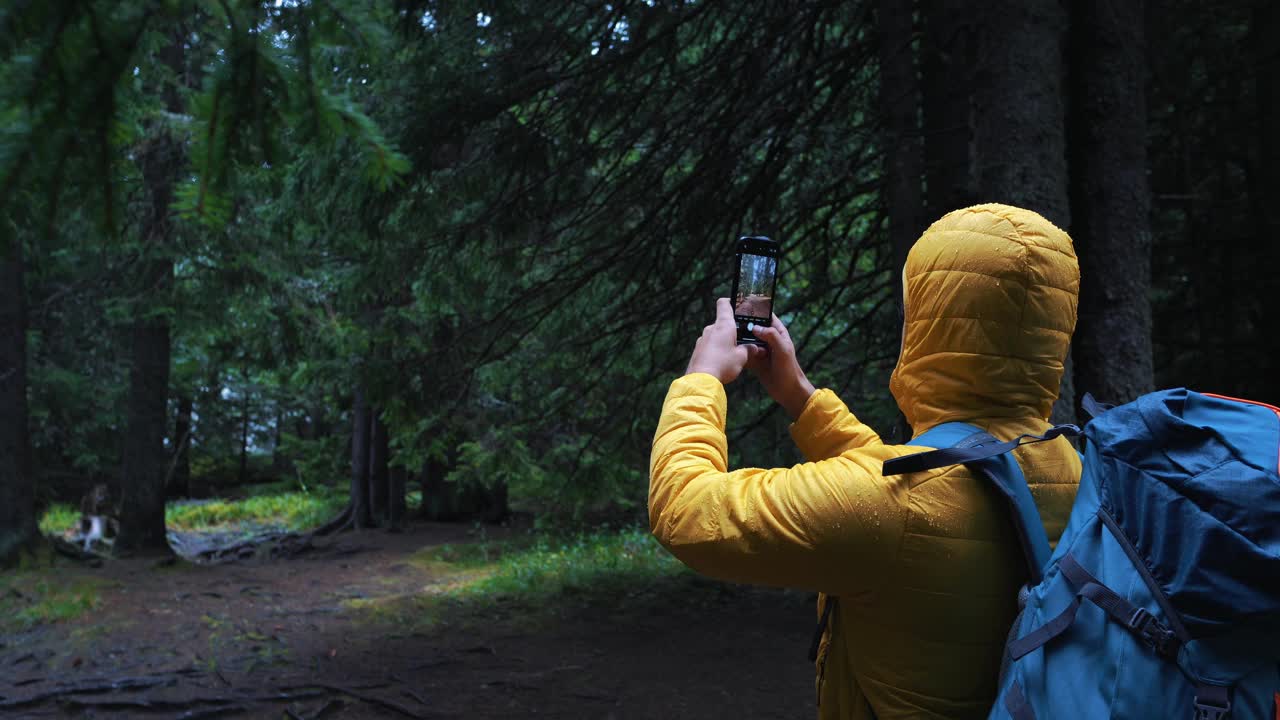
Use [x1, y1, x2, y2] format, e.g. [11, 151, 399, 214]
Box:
[685, 298, 751, 385]
[744, 314, 816, 420]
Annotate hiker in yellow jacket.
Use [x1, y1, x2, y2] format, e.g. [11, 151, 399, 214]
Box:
[649, 204, 1083, 719]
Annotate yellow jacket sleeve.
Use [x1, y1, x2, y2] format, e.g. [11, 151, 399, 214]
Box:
[648, 373, 908, 598]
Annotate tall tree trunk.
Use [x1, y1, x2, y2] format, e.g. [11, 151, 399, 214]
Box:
[1070, 0, 1154, 406]
[971, 0, 1076, 424]
[388, 465, 407, 531]
[118, 35, 184, 554]
[0, 237, 36, 565]
[119, 266, 173, 552]
[238, 372, 250, 486]
[368, 409, 389, 524]
[920, 0, 977, 219]
[420, 455, 452, 521]
[878, 0, 925, 442]
[878, 0, 925, 313]
[1251, 0, 1280, 402]
[171, 394, 193, 498]
[349, 387, 373, 529]
[271, 406, 285, 474]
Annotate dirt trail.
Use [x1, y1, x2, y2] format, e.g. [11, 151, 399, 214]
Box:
[1, 524, 814, 719]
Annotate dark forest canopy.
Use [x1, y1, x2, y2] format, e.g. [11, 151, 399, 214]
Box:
[1, 0, 1276, 562]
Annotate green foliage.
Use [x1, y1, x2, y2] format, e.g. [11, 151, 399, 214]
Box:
[166, 486, 346, 532]
[38, 503, 78, 536]
[456, 528, 687, 604]
[350, 527, 688, 629]
[0, 574, 107, 632]
[39, 485, 350, 535]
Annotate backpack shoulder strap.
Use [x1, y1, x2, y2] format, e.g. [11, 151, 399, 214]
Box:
[886, 422, 1077, 584]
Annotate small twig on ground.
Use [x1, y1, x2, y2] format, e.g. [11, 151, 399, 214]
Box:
[281, 683, 428, 719]
[173, 705, 250, 719]
[0, 676, 173, 709]
[401, 688, 429, 707]
[309, 698, 344, 719]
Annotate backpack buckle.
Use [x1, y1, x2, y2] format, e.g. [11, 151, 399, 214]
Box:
[1193, 684, 1232, 720]
[1129, 607, 1180, 658]
[1193, 695, 1230, 720]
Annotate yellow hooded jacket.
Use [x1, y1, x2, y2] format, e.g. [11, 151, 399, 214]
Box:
[649, 204, 1082, 719]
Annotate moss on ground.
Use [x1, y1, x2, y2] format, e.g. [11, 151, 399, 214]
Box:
[348, 527, 689, 633]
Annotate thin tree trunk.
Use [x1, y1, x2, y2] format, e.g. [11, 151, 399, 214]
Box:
[879, 0, 924, 442]
[368, 409, 389, 524]
[238, 370, 250, 486]
[879, 0, 926, 303]
[388, 465, 407, 531]
[1070, 0, 1154, 406]
[171, 394, 193, 498]
[420, 456, 452, 521]
[0, 237, 36, 565]
[349, 387, 373, 529]
[920, 0, 977, 219]
[970, 0, 1076, 424]
[272, 406, 284, 473]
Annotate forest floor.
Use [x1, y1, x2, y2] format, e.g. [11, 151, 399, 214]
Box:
[0, 522, 815, 719]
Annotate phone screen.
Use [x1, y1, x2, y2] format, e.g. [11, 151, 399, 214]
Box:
[732, 236, 779, 345]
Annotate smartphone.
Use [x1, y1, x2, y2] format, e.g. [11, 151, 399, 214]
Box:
[731, 236, 779, 346]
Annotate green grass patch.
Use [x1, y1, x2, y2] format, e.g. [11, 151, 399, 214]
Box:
[39, 503, 79, 536]
[39, 483, 416, 536]
[348, 527, 689, 631]
[457, 527, 686, 603]
[0, 574, 110, 632]
[166, 487, 346, 531]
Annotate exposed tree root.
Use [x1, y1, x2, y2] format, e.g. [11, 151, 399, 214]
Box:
[313, 502, 354, 537]
[2, 667, 437, 719]
[46, 535, 104, 566]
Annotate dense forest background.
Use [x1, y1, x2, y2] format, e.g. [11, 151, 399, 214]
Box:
[1, 0, 1277, 563]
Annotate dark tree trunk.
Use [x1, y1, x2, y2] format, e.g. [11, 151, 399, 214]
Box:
[349, 387, 373, 529]
[0, 238, 36, 565]
[119, 270, 173, 553]
[1251, 0, 1280, 402]
[1070, 0, 1154, 407]
[419, 457, 448, 521]
[388, 465, 407, 531]
[118, 34, 185, 554]
[238, 373, 250, 486]
[171, 394, 193, 498]
[920, 0, 977, 219]
[878, 0, 925, 307]
[417, 436, 509, 524]
[368, 409, 389, 524]
[271, 407, 285, 473]
[878, 0, 925, 442]
[970, 0, 1076, 424]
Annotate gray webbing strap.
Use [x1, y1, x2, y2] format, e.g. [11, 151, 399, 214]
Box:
[1006, 553, 1181, 661]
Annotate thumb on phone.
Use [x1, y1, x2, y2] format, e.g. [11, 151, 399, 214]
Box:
[751, 324, 785, 354]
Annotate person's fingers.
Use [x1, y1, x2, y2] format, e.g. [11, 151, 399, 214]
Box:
[771, 313, 790, 338]
[715, 297, 734, 326]
[744, 343, 768, 372]
[752, 325, 786, 356]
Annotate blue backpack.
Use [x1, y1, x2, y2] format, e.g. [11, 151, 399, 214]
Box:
[883, 389, 1280, 720]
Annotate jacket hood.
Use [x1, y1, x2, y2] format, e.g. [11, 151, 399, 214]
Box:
[890, 204, 1079, 431]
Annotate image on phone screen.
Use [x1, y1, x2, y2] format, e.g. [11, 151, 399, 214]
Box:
[734, 253, 777, 321]
[732, 236, 778, 346]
